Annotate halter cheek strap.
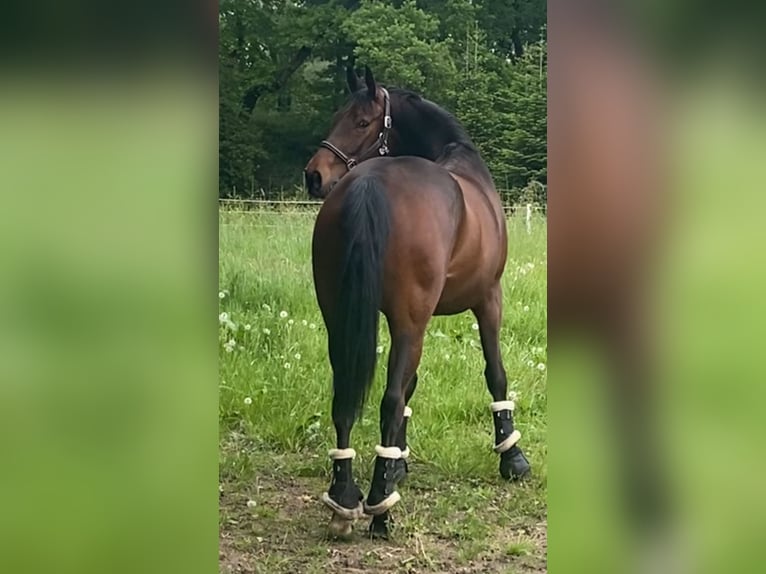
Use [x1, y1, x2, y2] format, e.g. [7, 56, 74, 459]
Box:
[319, 87, 392, 172]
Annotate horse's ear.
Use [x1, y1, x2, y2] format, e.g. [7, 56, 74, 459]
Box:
[346, 66, 361, 93]
[364, 66, 376, 98]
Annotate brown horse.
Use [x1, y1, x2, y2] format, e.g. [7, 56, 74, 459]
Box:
[304, 67, 530, 539]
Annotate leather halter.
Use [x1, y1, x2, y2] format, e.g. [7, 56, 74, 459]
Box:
[319, 87, 392, 171]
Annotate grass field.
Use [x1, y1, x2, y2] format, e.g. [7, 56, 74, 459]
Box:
[219, 208, 547, 573]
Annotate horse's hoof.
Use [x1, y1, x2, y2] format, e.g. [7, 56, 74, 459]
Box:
[328, 513, 355, 540]
[368, 514, 390, 540]
[500, 449, 531, 481]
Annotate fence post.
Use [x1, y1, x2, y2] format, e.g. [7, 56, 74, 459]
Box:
[526, 203, 532, 235]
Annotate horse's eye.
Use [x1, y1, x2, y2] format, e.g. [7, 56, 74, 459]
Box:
[357, 120, 370, 128]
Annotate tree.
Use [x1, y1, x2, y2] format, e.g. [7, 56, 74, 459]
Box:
[218, 0, 547, 200]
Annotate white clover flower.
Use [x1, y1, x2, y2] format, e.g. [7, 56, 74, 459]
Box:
[284, 362, 291, 369]
[301, 319, 308, 326]
[376, 345, 384, 354]
[243, 396, 253, 405]
[262, 303, 271, 311]
[471, 323, 479, 331]
[262, 328, 271, 335]
[218, 291, 226, 300]
[508, 390, 518, 401]
[527, 359, 535, 367]
[309, 323, 316, 330]
[219, 312, 229, 323]
[537, 363, 546, 371]
[246, 499, 257, 508]
[444, 353, 450, 360]
[294, 352, 301, 360]
[279, 310, 288, 319]
[244, 324, 251, 331]
[523, 305, 530, 312]
[288, 319, 294, 326]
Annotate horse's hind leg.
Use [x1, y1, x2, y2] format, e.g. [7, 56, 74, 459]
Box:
[322, 373, 365, 538]
[365, 327, 425, 538]
[395, 371, 418, 483]
[474, 284, 531, 480]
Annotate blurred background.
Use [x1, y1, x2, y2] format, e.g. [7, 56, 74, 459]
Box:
[549, 0, 766, 572]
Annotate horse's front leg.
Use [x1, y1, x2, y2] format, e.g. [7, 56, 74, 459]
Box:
[474, 284, 531, 480]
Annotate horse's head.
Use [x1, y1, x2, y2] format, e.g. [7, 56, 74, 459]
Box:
[304, 66, 392, 198]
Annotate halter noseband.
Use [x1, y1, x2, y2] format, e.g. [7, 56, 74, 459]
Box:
[319, 87, 392, 171]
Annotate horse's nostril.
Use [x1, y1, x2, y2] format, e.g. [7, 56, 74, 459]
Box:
[305, 170, 322, 195]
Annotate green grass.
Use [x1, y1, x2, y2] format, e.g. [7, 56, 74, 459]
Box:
[219, 207, 547, 573]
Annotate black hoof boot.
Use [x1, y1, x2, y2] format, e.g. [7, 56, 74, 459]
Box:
[500, 447, 531, 481]
[325, 458, 364, 514]
[368, 513, 392, 540]
[327, 480, 364, 511]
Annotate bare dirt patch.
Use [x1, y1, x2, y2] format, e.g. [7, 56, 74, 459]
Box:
[219, 469, 546, 574]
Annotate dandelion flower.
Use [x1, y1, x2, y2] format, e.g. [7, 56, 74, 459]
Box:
[262, 328, 271, 335]
[309, 323, 316, 330]
[262, 303, 271, 311]
[527, 359, 535, 367]
[284, 362, 291, 369]
[294, 352, 301, 360]
[444, 353, 451, 360]
[537, 363, 546, 371]
[302, 319, 308, 326]
[288, 319, 294, 326]
[218, 291, 226, 299]
[376, 345, 384, 354]
[471, 323, 479, 331]
[279, 310, 288, 319]
[244, 324, 252, 331]
[243, 396, 252, 405]
[246, 499, 257, 508]
[219, 312, 229, 323]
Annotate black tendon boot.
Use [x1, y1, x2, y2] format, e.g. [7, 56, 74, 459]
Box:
[491, 401, 531, 480]
[364, 447, 402, 516]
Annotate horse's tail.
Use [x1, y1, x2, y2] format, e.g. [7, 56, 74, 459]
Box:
[330, 174, 391, 423]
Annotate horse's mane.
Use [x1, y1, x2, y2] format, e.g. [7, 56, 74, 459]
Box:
[387, 87, 493, 187]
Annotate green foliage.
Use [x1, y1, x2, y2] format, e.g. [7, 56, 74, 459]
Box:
[219, 0, 547, 200]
